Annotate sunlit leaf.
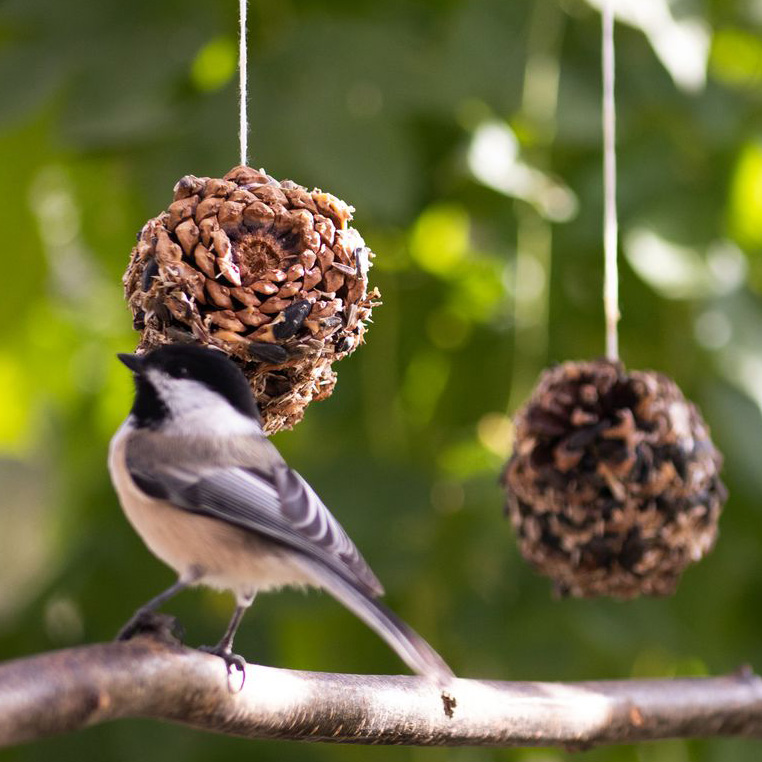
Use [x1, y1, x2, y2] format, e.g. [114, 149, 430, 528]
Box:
[710, 28, 762, 89]
[0, 352, 32, 455]
[400, 350, 451, 426]
[728, 141, 762, 249]
[409, 204, 470, 277]
[191, 36, 237, 92]
[437, 437, 499, 478]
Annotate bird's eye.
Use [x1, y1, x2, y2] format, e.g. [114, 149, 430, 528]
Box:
[175, 366, 189, 378]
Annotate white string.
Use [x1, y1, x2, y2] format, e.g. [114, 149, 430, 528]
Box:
[238, 0, 249, 166]
[602, 0, 619, 361]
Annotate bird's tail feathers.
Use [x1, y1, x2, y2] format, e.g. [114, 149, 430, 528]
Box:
[293, 557, 454, 686]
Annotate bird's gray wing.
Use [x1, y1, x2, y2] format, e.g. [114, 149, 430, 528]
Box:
[125, 435, 383, 597]
[271, 465, 383, 596]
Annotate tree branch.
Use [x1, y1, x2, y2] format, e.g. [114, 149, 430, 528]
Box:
[0, 632, 761, 749]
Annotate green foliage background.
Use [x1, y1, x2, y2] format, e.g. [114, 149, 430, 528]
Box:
[2, 0, 762, 760]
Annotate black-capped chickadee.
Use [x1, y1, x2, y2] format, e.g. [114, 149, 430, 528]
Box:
[109, 343, 453, 685]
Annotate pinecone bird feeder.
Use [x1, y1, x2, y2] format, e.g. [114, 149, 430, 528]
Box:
[124, 165, 379, 434]
[502, 360, 726, 598]
[500, 9, 727, 599]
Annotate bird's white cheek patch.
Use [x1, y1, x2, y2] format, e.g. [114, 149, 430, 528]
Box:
[148, 373, 259, 437]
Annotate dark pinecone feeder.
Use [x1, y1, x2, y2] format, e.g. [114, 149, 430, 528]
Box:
[124, 165, 380, 434]
[502, 359, 727, 598]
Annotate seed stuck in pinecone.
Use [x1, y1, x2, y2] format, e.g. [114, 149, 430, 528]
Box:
[502, 359, 727, 599]
[124, 165, 380, 433]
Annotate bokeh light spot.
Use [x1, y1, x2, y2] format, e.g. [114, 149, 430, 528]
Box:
[410, 204, 470, 277]
[728, 141, 762, 249]
[191, 36, 237, 92]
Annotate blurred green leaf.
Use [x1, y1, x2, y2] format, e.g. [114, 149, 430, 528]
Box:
[728, 141, 762, 250]
[0, 352, 32, 455]
[409, 204, 470, 277]
[711, 28, 762, 89]
[191, 36, 237, 92]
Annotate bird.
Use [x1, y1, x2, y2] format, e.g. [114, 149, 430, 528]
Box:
[108, 342, 453, 686]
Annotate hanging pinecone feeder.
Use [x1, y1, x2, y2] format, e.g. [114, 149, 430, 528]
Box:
[502, 360, 727, 598]
[124, 165, 379, 434]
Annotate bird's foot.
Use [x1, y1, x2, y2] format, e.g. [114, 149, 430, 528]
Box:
[117, 610, 184, 644]
[199, 644, 247, 692]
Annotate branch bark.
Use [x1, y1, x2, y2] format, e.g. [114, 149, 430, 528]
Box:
[0, 632, 761, 749]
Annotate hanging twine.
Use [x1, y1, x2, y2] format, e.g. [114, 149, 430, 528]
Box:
[602, 0, 619, 361]
[239, 0, 249, 167]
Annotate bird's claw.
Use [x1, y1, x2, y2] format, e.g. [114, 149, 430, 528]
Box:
[116, 611, 184, 644]
[199, 645, 247, 691]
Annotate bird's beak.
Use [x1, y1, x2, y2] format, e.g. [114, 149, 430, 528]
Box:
[117, 353, 145, 374]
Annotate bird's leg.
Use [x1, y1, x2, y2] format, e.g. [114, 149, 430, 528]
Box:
[117, 567, 203, 642]
[199, 594, 255, 688]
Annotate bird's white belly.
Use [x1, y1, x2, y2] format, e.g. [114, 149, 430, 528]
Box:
[108, 428, 313, 600]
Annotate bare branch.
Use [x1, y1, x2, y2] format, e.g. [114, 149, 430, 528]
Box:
[0, 633, 761, 749]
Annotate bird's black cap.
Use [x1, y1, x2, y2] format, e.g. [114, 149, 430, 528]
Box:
[119, 344, 260, 426]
